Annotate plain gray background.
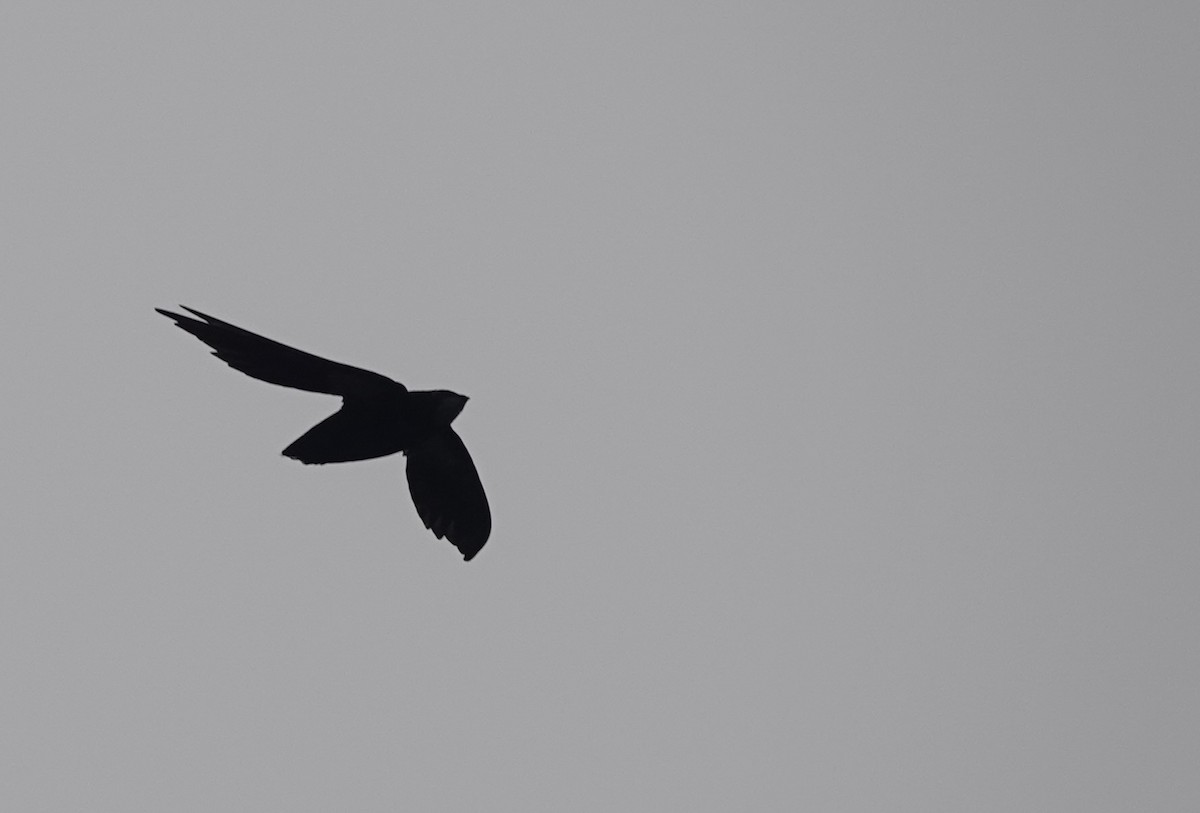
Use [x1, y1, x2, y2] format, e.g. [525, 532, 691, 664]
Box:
[2, 3, 1197, 810]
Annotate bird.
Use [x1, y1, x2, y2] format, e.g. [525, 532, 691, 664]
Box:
[156, 306, 491, 560]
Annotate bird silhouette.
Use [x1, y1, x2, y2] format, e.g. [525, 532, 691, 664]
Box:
[156, 306, 491, 560]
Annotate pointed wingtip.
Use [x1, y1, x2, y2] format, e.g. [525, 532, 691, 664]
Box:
[454, 533, 488, 561]
[179, 305, 211, 320]
[157, 305, 203, 325]
[156, 305, 214, 321]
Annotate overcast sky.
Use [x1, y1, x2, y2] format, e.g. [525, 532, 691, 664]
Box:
[2, 3, 1197, 810]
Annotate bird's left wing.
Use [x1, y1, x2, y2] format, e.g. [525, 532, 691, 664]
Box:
[156, 306, 401, 398]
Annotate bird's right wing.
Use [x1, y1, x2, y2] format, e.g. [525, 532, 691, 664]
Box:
[156, 306, 401, 398]
[405, 429, 492, 561]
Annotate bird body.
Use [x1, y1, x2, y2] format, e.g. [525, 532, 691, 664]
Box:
[156, 306, 491, 560]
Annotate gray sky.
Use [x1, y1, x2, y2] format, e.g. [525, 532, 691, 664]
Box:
[2, 3, 1197, 810]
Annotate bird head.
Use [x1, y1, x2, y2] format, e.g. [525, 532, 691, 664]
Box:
[431, 390, 469, 424]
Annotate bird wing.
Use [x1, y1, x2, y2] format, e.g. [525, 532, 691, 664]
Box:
[156, 306, 400, 397]
[405, 428, 492, 561]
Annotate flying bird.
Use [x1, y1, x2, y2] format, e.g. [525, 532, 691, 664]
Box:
[156, 306, 491, 560]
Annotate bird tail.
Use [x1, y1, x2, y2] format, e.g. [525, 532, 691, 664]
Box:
[282, 405, 406, 464]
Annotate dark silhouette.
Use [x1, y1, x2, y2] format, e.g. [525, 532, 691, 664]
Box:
[156, 306, 491, 560]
